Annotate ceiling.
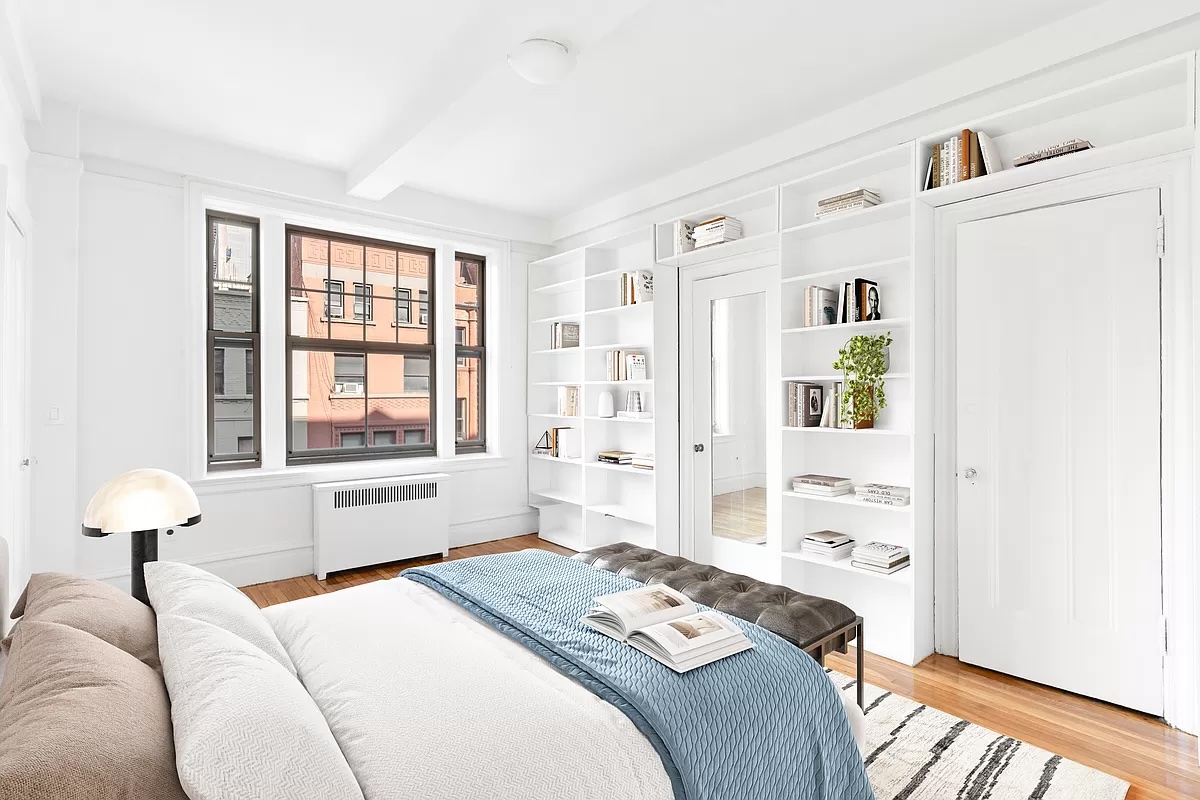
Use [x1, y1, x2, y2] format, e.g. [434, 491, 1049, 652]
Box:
[23, 0, 1105, 220]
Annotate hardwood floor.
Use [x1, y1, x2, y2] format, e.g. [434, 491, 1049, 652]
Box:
[712, 487, 767, 544]
[245, 534, 1200, 800]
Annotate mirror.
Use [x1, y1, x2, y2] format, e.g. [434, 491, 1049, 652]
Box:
[709, 293, 767, 546]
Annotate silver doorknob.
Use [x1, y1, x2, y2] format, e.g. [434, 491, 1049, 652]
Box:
[963, 468, 977, 479]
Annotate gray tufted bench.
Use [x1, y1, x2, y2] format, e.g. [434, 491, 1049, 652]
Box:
[575, 542, 865, 709]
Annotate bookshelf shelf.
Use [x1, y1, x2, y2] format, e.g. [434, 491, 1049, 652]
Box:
[656, 231, 779, 268]
[783, 373, 910, 382]
[586, 461, 654, 477]
[586, 301, 654, 317]
[781, 490, 913, 512]
[782, 317, 909, 335]
[781, 551, 913, 585]
[781, 426, 911, 436]
[782, 256, 910, 285]
[529, 227, 674, 556]
[586, 503, 655, 527]
[781, 199, 910, 240]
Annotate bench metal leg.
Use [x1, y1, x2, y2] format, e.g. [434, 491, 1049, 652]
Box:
[855, 617, 864, 711]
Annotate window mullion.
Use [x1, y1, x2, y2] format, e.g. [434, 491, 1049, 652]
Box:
[435, 244, 456, 458]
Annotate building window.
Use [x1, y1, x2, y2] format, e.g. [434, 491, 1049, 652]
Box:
[395, 287, 411, 324]
[287, 227, 435, 464]
[454, 253, 485, 452]
[325, 279, 344, 318]
[353, 283, 372, 321]
[207, 212, 261, 468]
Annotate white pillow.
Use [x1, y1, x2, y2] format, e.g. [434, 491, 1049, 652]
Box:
[157, 613, 365, 800]
[144, 560, 296, 675]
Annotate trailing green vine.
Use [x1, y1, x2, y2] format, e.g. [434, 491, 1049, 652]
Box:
[832, 333, 892, 427]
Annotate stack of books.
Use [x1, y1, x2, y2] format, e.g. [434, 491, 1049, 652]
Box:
[556, 386, 579, 416]
[927, 129, 1001, 189]
[550, 322, 579, 349]
[548, 427, 581, 459]
[619, 271, 654, 305]
[854, 483, 910, 507]
[791, 474, 852, 497]
[1014, 138, 1093, 168]
[803, 285, 839, 327]
[801, 530, 855, 562]
[692, 216, 743, 248]
[605, 351, 647, 381]
[597, 450, 634, 466]
[815, 188, 880, 219]
[851, 542, 910, 575]
[786, 381, 823, 428]
[631, 453, 654, 471]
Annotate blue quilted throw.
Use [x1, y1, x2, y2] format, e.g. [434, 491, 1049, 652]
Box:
[402, 549, 873, 800]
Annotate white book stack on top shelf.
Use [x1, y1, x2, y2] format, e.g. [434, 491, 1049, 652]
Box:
[528, 229, 677, 555]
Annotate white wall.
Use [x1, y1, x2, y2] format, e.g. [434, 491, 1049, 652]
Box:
[22, 112, 546, 588]
[712, 294, 765, 494]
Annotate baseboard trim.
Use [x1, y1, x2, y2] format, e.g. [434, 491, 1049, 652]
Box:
[90, 509, 539, 589]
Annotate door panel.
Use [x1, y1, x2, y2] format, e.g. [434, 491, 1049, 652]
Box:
[2, 215, 30, 617]
[956, 190, 1163, 715]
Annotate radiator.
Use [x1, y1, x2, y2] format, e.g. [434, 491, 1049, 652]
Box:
[312, 473, 451, 580]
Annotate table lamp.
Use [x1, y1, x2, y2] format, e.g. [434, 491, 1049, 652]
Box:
[82, 469, 201, 605]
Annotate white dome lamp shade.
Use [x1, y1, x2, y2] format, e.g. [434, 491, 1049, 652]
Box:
[507, 38, 576, 85]
[82, 468, 201, 605]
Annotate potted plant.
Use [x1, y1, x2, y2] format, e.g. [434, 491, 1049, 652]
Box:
[832, 333, 892, 429]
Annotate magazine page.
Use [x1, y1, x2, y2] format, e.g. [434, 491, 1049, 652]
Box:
[635, 611, 743, 657]
[593, 584, 695, 631]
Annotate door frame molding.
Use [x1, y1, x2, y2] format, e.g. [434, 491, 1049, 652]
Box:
[932, 155, 1196, 732]
[677, 251, 779, 568]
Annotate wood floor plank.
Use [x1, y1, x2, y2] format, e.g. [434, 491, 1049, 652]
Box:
[243, 533, 1199, 799]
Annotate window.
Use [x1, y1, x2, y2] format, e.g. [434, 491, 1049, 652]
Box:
[286, 227, 435, 464]
[325, 279, 344, 318]
[454, 253, 485, 452]
[214, 348, 226, 395]
[207, 212, 260, 468]
[395, 287, 411, 324]
[353, 283, 372, 321]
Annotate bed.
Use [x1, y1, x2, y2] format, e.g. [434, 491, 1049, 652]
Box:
[0, 547, 871, 800]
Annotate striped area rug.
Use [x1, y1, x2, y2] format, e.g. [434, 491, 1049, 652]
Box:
[829, 671, 1129, 799]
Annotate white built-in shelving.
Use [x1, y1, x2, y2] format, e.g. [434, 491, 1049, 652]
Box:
[528, 229, 678, 553]
[528, 52, 1196, 666]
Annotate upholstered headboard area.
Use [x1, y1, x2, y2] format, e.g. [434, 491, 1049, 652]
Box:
[575, 542, 859, 659]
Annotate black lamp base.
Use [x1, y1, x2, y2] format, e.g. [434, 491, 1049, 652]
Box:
[130, 529, 158, 605]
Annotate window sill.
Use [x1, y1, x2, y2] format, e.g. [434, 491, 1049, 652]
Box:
[192, 452, 509, 495]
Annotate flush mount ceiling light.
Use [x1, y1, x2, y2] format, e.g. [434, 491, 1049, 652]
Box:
[507, 38, 575, 85]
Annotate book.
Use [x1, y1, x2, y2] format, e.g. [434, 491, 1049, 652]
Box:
[1013, 138, 1092, 167]
[923, 156, 933, 191]
[856, 483, 911, 499]
[960, 129, 971, 182]
[672, 220, 695, 255]
[550, 427, 581, 459]
[803, 530, 854, 547]
[969, 131, 982, 179]
[580, 585, 754, 673]
[802, 542, 855, 562]
[816, 287, 838, 325]
[597, 450, 634, 464]
[843, 282, 856, 324]
[851, 559, 910, 574]
[637, 270, 654, 302]
[858, 493, 910, 507]
[798, 383, 823, 427]
[931, 146, 940, 189]
[940, 141, 950, 186]
[852, 541, 909, 567]
[627, 353, 647, 381]
[793, 484, 852, 497]
[977, 131, 1001, 175]
[551, 322, 580, 349]
[855, 278, 880, 322]
[793, 474, 852, 488]
[631, 453, 654, 470]
[818, 188, 881, 207]
[556, 386, 579, 417]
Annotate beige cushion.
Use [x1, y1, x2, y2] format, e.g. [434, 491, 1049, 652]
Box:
[157, 613, 364, 800]
[144, 561, 296, 675]
[0, 620, 187, 800]
[3, 573, 159, 670]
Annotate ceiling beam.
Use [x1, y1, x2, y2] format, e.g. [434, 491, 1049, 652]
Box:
[345, 0, 649, 201]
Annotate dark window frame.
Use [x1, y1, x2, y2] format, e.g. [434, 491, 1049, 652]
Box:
[207, 211, 262, 469]
[285, 225, 437, 466]
[455, 252, 486, 453]
[324, 278, 344, 318]
[395, 287, 412, 325]
[352, 282, 373, 321]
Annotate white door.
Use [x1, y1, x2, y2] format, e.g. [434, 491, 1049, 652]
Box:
[688, 268, 775, 580]
[956, 189, 1163, 715]
[1, 214, 31, 613]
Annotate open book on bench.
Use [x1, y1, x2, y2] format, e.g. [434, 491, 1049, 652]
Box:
[580, 584, 754, 673]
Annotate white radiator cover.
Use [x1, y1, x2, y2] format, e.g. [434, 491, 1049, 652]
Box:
[312, 473, 451, 580]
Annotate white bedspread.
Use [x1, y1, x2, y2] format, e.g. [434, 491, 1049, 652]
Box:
[264, 576, 866, 799]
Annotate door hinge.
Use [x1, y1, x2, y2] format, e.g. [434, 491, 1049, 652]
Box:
[1157, 214, 1165, 257]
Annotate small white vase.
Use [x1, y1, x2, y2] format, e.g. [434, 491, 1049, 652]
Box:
[598, 391, 615, 418]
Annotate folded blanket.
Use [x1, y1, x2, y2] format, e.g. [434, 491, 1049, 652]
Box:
[404, 549, 873, 800]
